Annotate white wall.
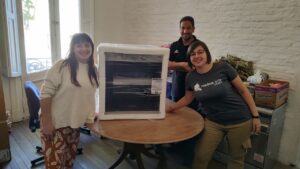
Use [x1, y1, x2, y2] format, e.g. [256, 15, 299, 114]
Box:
[93, 0, 126, 47]
[296, 64, 300, 167]
[93, 0, 300, 165]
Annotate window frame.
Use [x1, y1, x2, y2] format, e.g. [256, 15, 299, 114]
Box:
[2, 0, 94, 78]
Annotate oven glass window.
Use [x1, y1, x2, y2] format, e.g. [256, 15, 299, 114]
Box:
[105, 52, 163, 114]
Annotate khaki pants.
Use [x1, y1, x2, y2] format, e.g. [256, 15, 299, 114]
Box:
[193, 119, 252, 169]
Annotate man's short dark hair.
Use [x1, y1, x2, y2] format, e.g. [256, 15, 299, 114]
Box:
[180, 16, 195, 28]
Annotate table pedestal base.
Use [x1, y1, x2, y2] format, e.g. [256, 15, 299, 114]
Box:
[109, 142, 162, 169]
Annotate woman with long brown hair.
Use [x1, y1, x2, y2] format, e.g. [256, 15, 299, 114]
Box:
[40, 33, 99, 169]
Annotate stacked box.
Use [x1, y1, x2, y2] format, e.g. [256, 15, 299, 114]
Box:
[255, 80, 289, 109]
[0, 122, 10, 163]
[0, 76, 11, 164]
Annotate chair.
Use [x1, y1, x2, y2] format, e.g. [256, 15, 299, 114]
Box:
[24, 81, 44, 166]
[24, 81, 83, 167]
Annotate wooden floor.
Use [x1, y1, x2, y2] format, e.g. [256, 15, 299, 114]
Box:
[1, 120, 299, 169]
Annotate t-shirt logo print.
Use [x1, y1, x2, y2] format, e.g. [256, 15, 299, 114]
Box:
[194, 83, 202, 91]
[174, 50, 179, 54]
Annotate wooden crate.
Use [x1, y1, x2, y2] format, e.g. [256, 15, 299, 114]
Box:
[255, 80, 289, 109]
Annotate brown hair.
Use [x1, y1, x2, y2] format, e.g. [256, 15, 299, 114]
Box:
[187, 40, 212, 68]
[61, 33, 99, 87]
[180, 16, 195, 28]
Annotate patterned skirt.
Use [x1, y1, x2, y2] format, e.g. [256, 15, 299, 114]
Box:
[41, 127, 80, 169]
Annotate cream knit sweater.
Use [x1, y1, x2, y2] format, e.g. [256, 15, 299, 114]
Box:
[40, 60, 97, 129]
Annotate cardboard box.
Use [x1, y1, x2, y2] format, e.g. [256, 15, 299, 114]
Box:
[0, 121, 10, 163]
[0, 75, 7, 122]
[255, 80, 289, 109]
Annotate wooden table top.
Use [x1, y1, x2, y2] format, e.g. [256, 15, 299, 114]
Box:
[92, 100, 204, 144]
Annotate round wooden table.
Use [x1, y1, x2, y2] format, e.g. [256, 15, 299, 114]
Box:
[92, 100, 204, 169]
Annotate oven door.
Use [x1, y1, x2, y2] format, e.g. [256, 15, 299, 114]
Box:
[105, 60, 162, 112]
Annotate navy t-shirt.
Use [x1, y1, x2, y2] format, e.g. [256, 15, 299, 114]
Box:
[186, 62, 251, 125]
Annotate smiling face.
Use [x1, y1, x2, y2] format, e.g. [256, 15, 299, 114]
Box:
[190, 45, 208, 68]
[73, 42, 92, 63]
[180, 20, 195, 42]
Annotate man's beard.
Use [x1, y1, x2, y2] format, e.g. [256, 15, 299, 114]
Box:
[182, 34, 192, 41]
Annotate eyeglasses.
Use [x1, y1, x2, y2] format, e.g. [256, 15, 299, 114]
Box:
[191, 50, 205, 57]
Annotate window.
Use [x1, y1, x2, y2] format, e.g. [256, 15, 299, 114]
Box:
[2, 0, 22, 77]
[59, 0, 80, 58]
[22, 0, 51, 73]
[2, 0, 93, 76]
[22, 0, 80, 73]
